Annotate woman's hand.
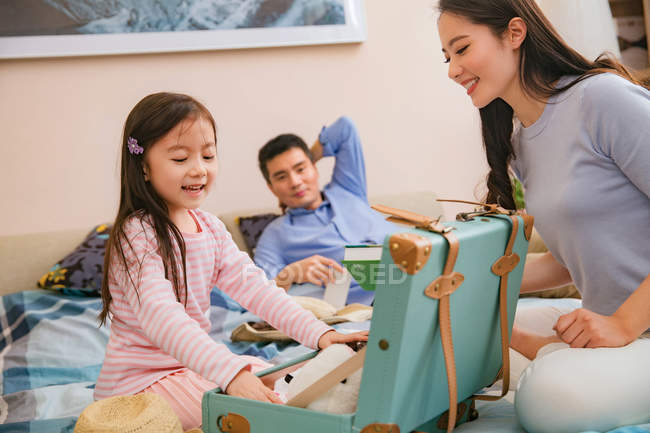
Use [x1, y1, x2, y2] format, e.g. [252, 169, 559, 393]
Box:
[553, 308, 634, 348]
[225, 368, 283, 404]
[318, 330, 368, 350]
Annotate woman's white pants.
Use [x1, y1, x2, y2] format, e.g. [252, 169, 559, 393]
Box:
[512, 300, 650, 433]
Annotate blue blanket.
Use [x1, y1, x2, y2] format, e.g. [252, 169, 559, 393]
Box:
[0, 288, 315, 433]
[1, 290, 648, 433]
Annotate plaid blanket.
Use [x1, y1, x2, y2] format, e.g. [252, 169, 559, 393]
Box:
[0, 288, 315, 433]
[1, 290, 648, 433]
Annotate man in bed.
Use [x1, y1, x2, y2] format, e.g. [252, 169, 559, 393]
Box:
[254, 116, 396, 305]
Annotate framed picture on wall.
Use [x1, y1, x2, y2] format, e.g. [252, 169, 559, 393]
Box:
[0, 0, 366, 59]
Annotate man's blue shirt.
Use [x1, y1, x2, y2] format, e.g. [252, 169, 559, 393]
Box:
[254, 117, 396, 305]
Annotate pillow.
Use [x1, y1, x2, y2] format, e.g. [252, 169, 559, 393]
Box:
[37, 224, 111, 296]
[237, 213, 279, 255]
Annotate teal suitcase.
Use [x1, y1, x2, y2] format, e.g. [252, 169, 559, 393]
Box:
[202, 205, 533, 433]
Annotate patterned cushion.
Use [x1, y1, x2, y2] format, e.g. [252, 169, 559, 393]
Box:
[238, 213, 279, 255]
[37, 224, 111, 296]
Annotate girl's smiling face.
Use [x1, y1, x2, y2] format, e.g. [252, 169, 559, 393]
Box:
[143, 115, 218, 228]
[438, 12, 522, 108]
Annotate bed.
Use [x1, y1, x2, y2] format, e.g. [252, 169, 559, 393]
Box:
[2, 287, 649, 433]
[1, 196, 648, 432]
[0, 285, 323, 432]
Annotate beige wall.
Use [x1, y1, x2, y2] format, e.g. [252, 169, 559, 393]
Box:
[0, 0, 488, 237]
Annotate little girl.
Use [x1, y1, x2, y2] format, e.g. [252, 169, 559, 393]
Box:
[94, 92, 367, 430]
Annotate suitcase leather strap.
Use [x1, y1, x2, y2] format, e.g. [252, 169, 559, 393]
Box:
[437, 199, 534, 241]
[373, 203, 462, 433]
[428, 229, 461, 433]
[436, 201, 531, 405]
[373, 201, 531, 433]
[472, 214, 519, 402]
[372, 204, 451, 234]
[285, 346, 367, 408]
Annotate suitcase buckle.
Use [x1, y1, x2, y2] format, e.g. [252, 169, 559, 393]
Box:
[360, 423, 401, 433]
[217, 412, 250, 433]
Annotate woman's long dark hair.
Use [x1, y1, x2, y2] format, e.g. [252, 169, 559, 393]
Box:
[438, 0, 646, 210]
[99, 93, 216, 326]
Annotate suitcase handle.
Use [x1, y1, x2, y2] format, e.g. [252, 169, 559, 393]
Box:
[436, 199, 534, 240]
[371, 204, 450, 234]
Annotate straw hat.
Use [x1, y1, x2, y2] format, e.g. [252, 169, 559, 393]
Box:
[74, 393, 201, 433]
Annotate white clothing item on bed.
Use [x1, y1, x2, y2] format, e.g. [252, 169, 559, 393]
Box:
[508, 299, 581, 390]
[507, 348, 531, 393]
[511, 73, 650, 318]
[514, 298, 582, 336]
[94, 209, 331, 400]
[514, 306, 650, 433]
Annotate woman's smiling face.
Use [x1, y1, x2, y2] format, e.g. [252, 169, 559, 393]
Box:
[438, 12, 521, 108]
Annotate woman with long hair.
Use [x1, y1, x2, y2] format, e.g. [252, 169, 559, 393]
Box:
[437, 1, 650, 432]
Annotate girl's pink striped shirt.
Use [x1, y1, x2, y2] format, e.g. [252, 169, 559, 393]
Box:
[94, 209, 331, 399]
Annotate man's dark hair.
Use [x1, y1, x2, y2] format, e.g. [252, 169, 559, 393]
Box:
[258, 133, 314, 183]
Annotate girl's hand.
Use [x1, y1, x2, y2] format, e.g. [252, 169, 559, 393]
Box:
[318, 330, 368, 350]
[225, 368, 283, 404]
[553, 308, 634, 348]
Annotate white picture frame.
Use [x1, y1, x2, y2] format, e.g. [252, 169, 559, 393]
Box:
[0, 0, 366, 59]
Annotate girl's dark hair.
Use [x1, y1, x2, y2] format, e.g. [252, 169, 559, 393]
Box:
[438, 0, 647, 210]
[99, 92, 216, 326]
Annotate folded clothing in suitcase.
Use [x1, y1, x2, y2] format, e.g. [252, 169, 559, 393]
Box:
[202, 204, 533, 433]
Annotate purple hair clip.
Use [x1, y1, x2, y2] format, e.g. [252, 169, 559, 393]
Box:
[127, 136, 144, 155]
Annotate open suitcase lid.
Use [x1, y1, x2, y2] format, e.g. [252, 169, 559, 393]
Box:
[352, 215, 529, 432]
[201, 209, 531, 433]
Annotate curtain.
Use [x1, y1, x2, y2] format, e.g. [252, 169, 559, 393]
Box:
[536, 0, 621, 61]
